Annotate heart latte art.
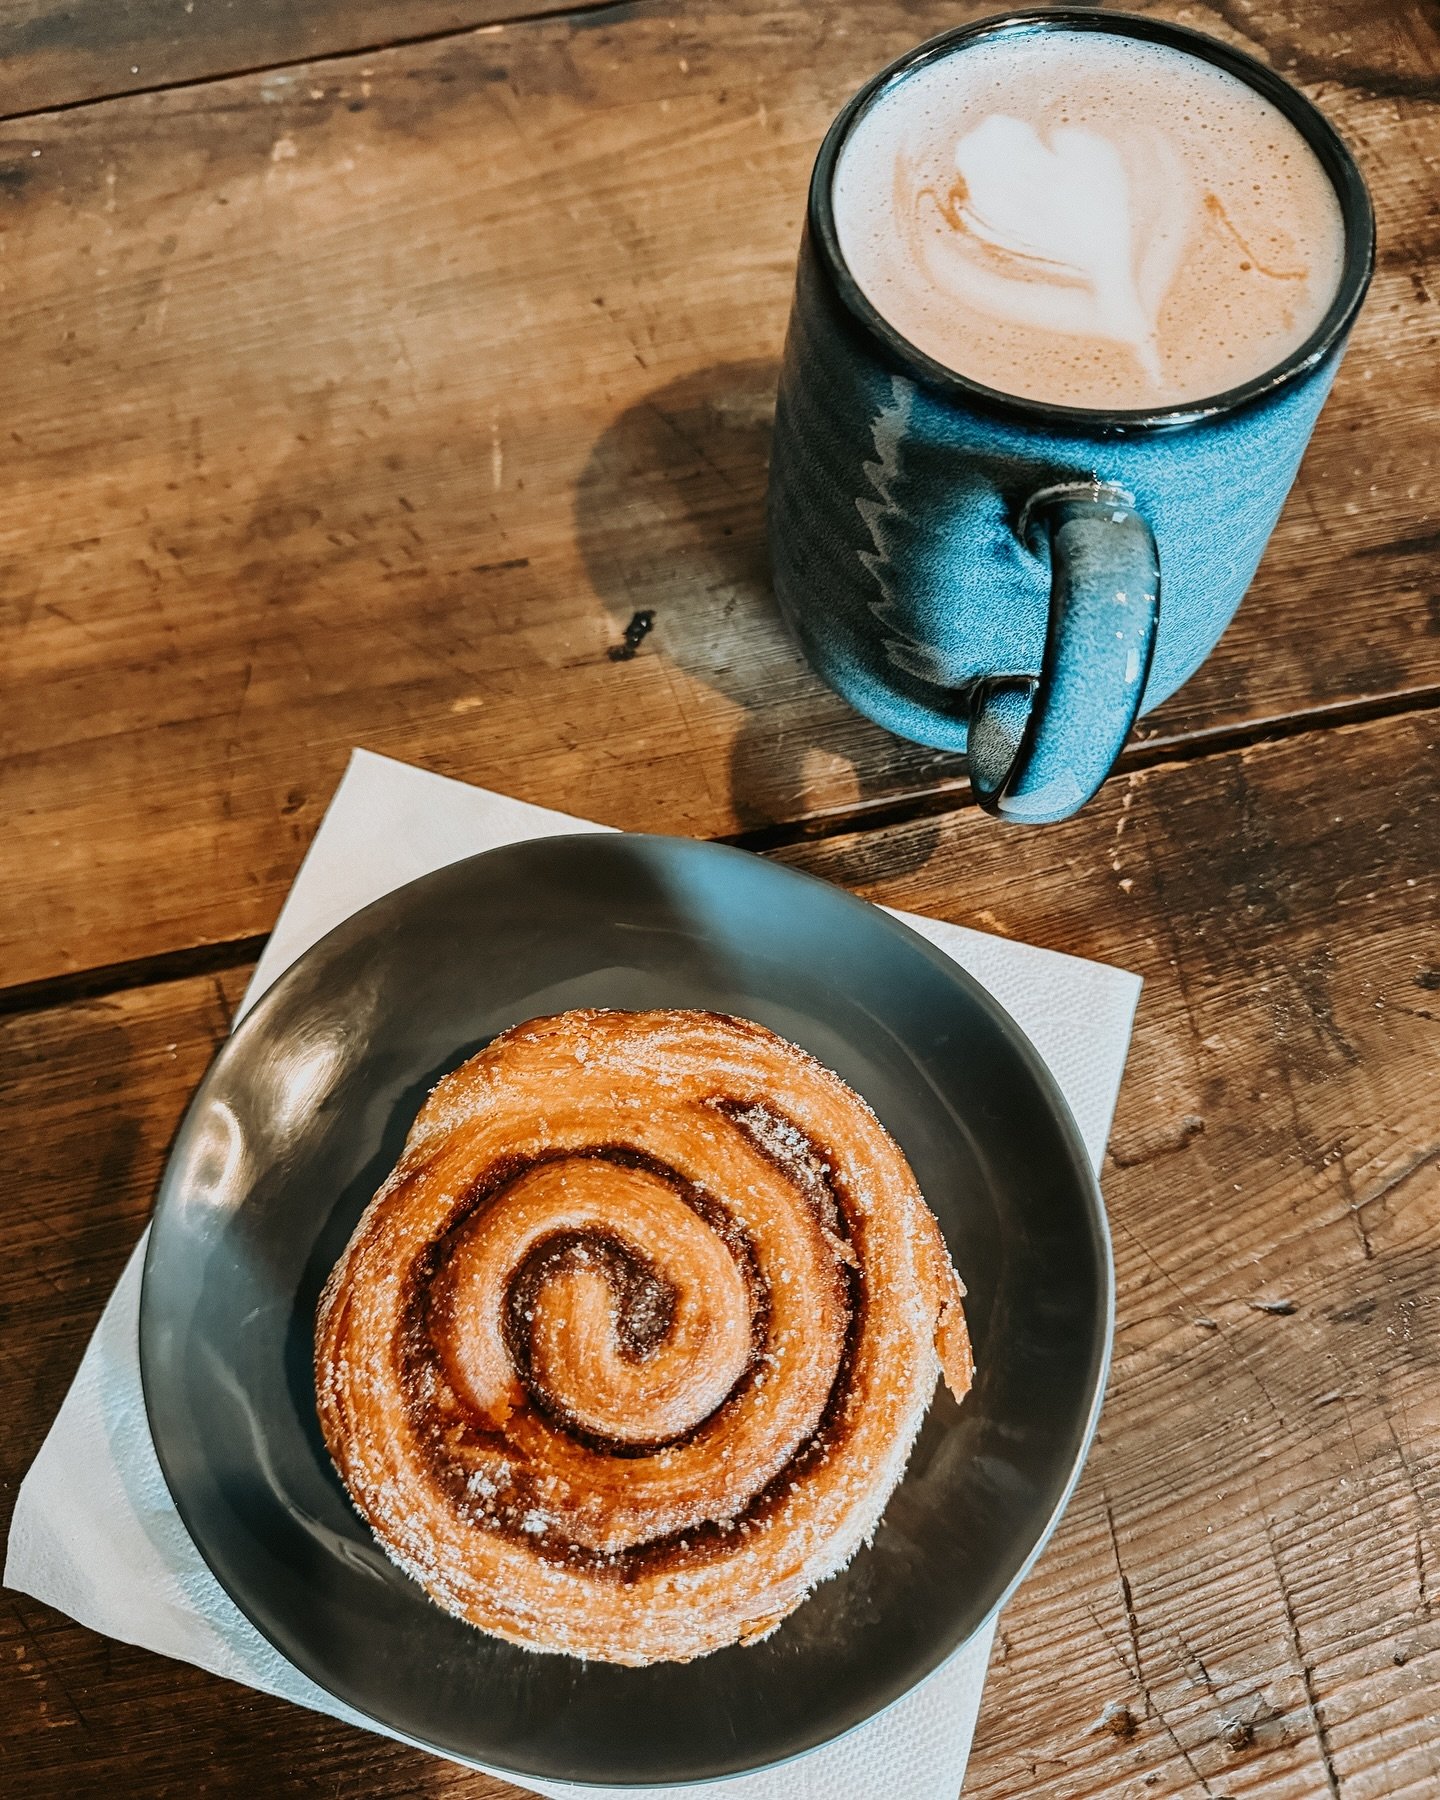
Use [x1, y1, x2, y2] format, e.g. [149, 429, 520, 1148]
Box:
[919, 114, 1195, 387]
[833, 32, 1346, 409]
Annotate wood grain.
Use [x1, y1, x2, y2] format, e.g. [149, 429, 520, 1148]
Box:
[0, 960, 508, 1796]
[5, 0, 1437, 120]
[3, 710, 1436, 1797]
[2, 0, 1439, 989]
[0, 0, 602, 120]
[783, 710, 1440, 1800]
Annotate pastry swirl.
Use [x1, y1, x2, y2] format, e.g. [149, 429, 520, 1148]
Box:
[315, 1009, 972, 1665]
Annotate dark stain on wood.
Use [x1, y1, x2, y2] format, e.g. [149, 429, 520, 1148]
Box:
[607, 608, 656, 661]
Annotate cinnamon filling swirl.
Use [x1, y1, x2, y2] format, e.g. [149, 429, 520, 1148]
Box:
[315, 1008, 972, 1664]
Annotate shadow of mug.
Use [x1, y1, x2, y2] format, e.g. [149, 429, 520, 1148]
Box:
[573, 358, 946, 876]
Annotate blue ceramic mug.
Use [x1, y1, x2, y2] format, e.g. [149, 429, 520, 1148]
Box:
[768, 10, 1374, 823]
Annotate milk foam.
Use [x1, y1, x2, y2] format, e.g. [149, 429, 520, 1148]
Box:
[832, 31, 1346, 408]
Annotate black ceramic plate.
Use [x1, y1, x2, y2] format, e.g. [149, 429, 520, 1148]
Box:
[140, 833, 1111, 1787]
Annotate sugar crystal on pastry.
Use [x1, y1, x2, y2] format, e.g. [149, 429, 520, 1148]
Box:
[315, 1008, 972, 1666]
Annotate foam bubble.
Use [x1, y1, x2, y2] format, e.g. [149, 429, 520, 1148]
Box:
[832, 30, 1347, 408]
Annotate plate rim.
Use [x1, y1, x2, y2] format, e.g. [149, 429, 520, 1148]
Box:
[138, 830, 1115, 1787]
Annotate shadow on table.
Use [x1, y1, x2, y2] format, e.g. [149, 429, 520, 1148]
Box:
[573, 358, 945, 877]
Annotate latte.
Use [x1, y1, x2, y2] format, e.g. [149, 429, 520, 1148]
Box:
[831, 29, 1347, 409]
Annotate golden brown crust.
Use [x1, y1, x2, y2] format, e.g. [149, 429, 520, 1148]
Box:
[314, 1008, 971, 1665]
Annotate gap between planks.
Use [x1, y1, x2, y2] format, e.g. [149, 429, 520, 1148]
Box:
[724, 683, 1440, 852]
[0, 0, 648, 129]
[3, 687, 1436, 1024]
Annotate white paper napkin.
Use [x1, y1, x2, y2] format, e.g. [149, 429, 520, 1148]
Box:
[6, 749, 1141, 1799]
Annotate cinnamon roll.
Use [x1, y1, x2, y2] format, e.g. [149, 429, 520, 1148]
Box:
[315, 1009, 972, 1665]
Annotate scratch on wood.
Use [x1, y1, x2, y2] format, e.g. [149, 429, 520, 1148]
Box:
[1085, 1599, 1149, 1698]
[471, 556, 530, 575]
[1380, 1405, 1434, 1621]
[208, 975, 233, 1045]
[642, 397, 740, 493]
[1113, 1216, 1208, 1334]
[1094, 1502, 1221, 1795]
[1102, 1491, 1146, 1697]
[1173, 1632, 1218, 1697]
[1112, 1216, 1289, 1434]
[229, 657, 255, 730]
[1352, 1143, 1440, 1221]
[1257, 1493, 1344, 1798]
[1416, 1530, 1430, 1623]
[1333, 1139, 1373, 1261]
[7, 1603, 91, 1730]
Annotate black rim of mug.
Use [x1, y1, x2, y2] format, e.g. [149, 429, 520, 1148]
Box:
[809, 8, 1377, 432]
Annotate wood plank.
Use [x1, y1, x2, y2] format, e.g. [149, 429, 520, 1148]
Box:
[4, 0, 1435, 136]
[3, 709, 1436, 1795]
[780, 710, 1440, 1800]
[2, 1, 1438, 981]
[0, 961, 510, 1796]
[0, 0, 598, 120]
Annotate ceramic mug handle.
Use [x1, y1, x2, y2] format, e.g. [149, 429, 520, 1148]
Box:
[967, 484, 1161, 824]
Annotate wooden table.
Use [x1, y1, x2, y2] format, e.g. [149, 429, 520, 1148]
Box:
[2, 1, 1436, 1793]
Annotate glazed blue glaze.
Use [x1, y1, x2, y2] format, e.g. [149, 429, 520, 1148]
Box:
[770, 235, 1341, 812]
[767, 11, 1374, 822]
